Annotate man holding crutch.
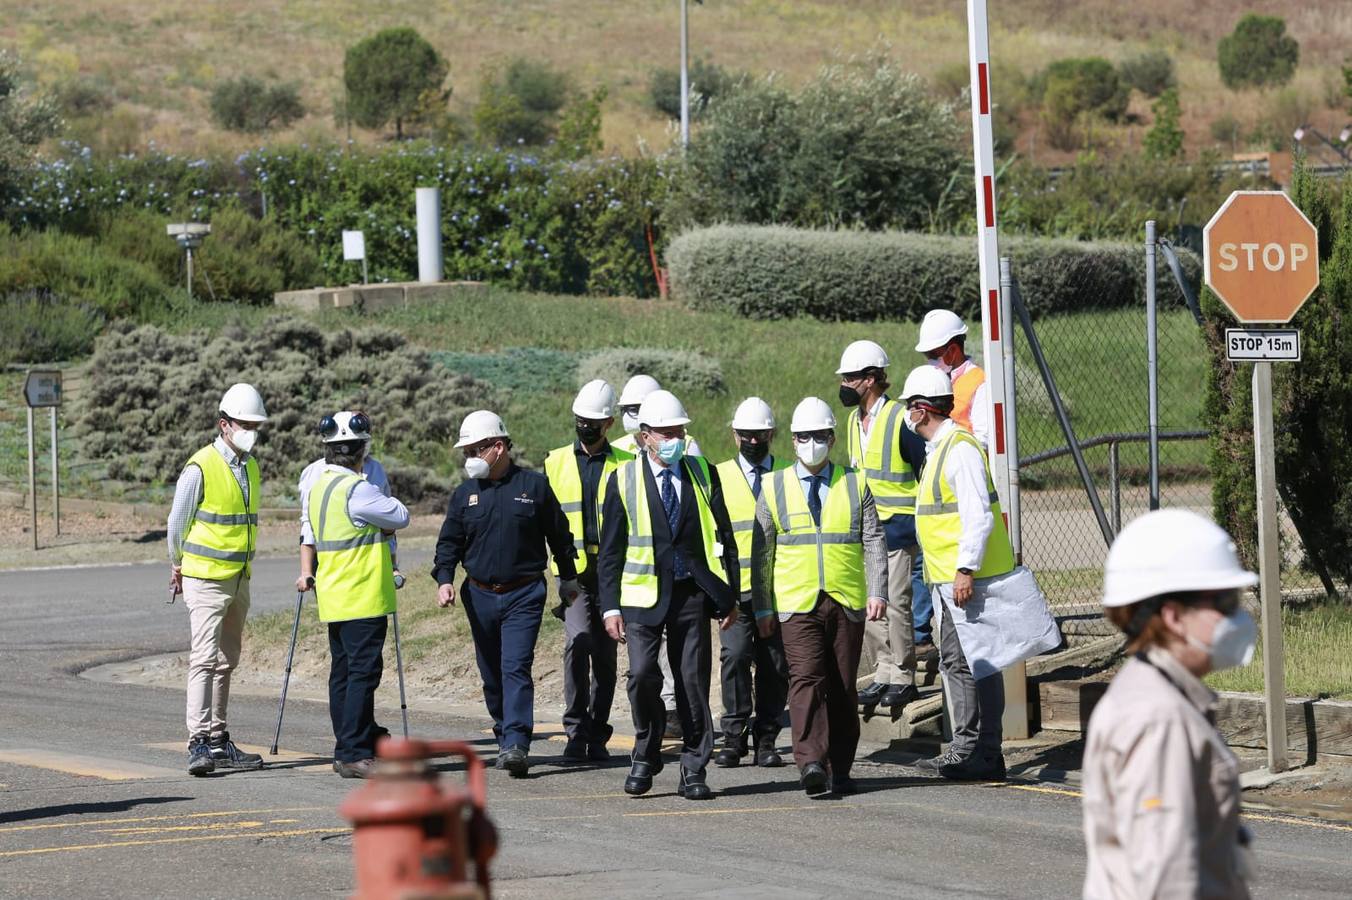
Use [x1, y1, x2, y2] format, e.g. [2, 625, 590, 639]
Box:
[302, 417, 410, 778]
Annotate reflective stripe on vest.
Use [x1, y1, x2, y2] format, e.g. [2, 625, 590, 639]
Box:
[180, 444, 258, 580]
[952, 364, 986, 436]
[763, 465, 868, 615]
[544, 442, 633, 576]
[714, 456, 791, 594]
[614, 456, 726, 608]
[846, 399, 917, 521]
[915, 427, 1015, 585]
[309, 469, 396, 623]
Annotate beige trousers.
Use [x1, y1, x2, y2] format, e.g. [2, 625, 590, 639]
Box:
[864, 544, 916, 685]
[184, 573, 251, 738]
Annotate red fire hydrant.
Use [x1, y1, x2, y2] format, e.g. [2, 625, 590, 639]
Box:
[339, 738, 498, 900]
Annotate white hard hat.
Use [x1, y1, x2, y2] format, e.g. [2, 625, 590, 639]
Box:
[637, 389, 690, 429]
[573, 379, 617, 419]
[618, 374, 662, 407]
[219, 383, 268, 423]
[900, 365, 954, 401]
[730, 397, 775, 430]
[836, 339, 890, 375]
[454, 410, 510, 448]
[1103, 509, 1257, 608]
[790, 397, 837, 432]
[915, 309, 969, 353]
[321, 410, 372, 443]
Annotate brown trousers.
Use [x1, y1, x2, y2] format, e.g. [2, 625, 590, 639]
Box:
[779, 592, 865, 776]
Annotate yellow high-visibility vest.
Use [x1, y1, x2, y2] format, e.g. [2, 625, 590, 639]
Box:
[544, 442, 634, 576]
[762, 464, 868, 615]
[309, 468, 396, 623]
[614, 456, 726, 608]
[915, 427, 1016, 584]
[846, 399, 917, 522]
[180, 444, 258, 580]
[714, 456, 791, 594]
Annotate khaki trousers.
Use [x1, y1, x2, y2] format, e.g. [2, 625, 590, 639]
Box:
[184, 573, 250, 738]
[864, 544, 917, 685]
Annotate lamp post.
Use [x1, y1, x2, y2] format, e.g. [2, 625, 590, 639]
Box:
[679, 0, 690, 149]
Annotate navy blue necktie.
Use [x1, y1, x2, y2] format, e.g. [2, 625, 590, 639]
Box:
[750, 465, 763, 500]
[660, 469, 690, 579]
[807, 475, 823, 528]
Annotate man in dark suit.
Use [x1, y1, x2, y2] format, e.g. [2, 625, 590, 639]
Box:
[599, 389, 740, 801]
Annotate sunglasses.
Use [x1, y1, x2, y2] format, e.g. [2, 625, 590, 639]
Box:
[793, 430, 832, 443]
[464, 440, 500, 458]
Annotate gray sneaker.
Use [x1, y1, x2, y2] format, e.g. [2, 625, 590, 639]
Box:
[187, 735, 215, 777]
[912, 748, 963, 773]
[209, 732, 264, 770]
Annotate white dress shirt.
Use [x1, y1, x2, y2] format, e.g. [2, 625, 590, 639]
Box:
[853, 394, 888, 466]
[926, 418, 995, 572]
[299, 454, 389, 545]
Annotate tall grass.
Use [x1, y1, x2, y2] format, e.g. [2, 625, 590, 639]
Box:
[1207, 602, 1352, 699]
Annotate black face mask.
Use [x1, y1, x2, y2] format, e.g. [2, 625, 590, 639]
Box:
[576, 422, 605, 445]
[839, 385, 862, 408]
[739, 440, 770, 464]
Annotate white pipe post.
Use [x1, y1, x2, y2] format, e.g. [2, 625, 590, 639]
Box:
[27, 406, 37, 551]
[415, 187, 443, 283]
[679, 0, 690, 150]
[50, 406, 60, 536]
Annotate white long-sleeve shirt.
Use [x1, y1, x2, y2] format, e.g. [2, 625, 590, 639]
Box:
[298, 455, 390, 545]
[307, 463, 410, 534]
[925, 418, 994, 572]
[167, 437, 252, 565]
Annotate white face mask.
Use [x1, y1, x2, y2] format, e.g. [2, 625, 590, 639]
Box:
[795, 438, 829, 468]
[622, 411, 641, 434]
[928, 357, 953, 375]
[465, 443, 499, 480]
[903, 408, 921, 435]
[1185, 609, 1257, 671]
[228, 424, 258, 454]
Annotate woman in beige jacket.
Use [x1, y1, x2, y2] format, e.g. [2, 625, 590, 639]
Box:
[1082, 509, 1259, 900]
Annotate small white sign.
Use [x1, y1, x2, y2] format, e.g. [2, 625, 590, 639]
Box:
[24, 370, 63, 407]
[1226, 328, 1301, 362]
[342, 230, 366, 261]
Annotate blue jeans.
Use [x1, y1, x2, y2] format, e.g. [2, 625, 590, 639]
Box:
[911, 549, 934, 644]
[462, 578, 546, 752]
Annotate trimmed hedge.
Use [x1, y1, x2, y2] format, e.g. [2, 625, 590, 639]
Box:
[666, 225, 1201, 321]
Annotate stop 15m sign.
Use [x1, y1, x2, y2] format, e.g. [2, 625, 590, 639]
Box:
[1203, 190, 1320, 324]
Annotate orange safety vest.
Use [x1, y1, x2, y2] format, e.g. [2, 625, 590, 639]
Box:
[951, 362, 986, 435]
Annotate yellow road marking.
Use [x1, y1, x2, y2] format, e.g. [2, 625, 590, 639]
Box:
[0, 749, 182, 781]
[0, 827, 348, 858]
[1000, 783, 1083, 798]
[99, 821, 266, 836]
[0, 807, 328, 834]
[1243, 812, 1352, 833]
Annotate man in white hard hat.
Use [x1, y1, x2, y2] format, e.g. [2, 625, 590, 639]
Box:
[544, 380, 635, 763]
[1084, 510, 1258, 900]
[166, 383, 269, 776]
[915, 309, 989, 447]
[836, 339, 927, 713]
[753, 398, 888, 795]
[712, 397, 791, 769]
[902, 365, 1016, 781]
[302, 418, 411, 778]
[433, 410, 581, 778]
[598, 389, 740, 800]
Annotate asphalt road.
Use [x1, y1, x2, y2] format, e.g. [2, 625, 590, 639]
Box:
[2, 557, 1350, 899]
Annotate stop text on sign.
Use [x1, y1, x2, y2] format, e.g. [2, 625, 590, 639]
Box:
[1225, 328, 1301, 362]
[1215, 242, 1309, 273]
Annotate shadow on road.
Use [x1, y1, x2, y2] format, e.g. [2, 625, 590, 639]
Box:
[0, 795, 191, 824]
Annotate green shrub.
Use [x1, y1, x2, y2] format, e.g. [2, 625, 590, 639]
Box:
[576, 347, 726, 398]
[1037, 57, 1129, 150]
[0, 290, 105, 365]
[0, 51, 61, 205]
[0, 228, 173, 319]
[474, 58, 569, 147]
[1118, 50, 1176, 98]
[209, 76, 305, 133]
[1218, 14, 1299, 91]
[1143, 89, 1184, 161]
[648, 59, 737, 120]
[345, 28, 449, 140]
[666, 225, 1200, 322]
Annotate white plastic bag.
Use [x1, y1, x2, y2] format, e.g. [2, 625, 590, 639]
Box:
[937, 566, 1061, 679]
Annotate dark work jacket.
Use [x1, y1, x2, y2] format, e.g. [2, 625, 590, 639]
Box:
[597, 455, 739, 626]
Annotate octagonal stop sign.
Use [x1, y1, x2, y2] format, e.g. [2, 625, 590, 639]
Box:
[1204, 191, 1319, 323]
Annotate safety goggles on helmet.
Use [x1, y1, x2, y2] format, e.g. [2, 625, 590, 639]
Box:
[319, 411, 372, 440]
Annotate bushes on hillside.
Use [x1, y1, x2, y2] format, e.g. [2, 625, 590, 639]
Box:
[576, 348, 725, 397]
[0, 290, 104, 365]
[209, 76, 305, 133]
[72, 319, 502, 504]
[666, 225, 1200, 322]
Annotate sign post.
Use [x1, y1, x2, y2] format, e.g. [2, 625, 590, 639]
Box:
[23, 370, 63, 550]
[1204, 190, 1320, 774]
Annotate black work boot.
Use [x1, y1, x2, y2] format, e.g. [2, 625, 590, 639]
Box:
[209, 731, 264, 770]
[714, 733, 747, 768]
[187, 734, 215, 777]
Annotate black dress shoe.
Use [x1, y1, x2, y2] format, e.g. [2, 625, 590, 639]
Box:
[624, 758, 663, 795]
[714, 744, 744, 768]
[879, 683, 920, 710]
[939, 754, 1007, 782]
[499, 747, 530, 778]
[832, 775, 859, 795]
[562, 740, 589, 763]
[800, 761, 829, 796]
[858, 682, 888, 706]
[677, 767, 712, 800]
[755, 740, 783, 768]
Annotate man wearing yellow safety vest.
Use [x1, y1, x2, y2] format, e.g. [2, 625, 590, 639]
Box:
[167, 383, 269, 777]
[901, 365, 1014, 782]
[598, 390, 740, 801]
[915, 309, 989, 447]
[712, 397, 790, 769]
[303, 418, 411, 778]
[752, 397, 888, 796]
[544, 380, 634, 763]
[836, 340, 927, 713]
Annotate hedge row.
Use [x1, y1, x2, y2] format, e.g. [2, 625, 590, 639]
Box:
[666, 225, 1202, 321]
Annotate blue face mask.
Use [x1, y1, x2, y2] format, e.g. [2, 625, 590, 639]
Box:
[656, 436, 686, 465]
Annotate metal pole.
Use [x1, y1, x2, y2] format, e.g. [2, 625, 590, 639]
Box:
[360, 258, 369, 286]
[270, 590, 306, 755]
[185, 246, 194, 302]
[999, 258, 1021, 561]
[1145, 220, 1160, 510]
[50, 406, 59, 535]
[1108, 441, 1121, 534]
[415, 187, 444, 283]
[27, 406, 37, 551]
[679, 0, 690, 150]
[1253, 362, 1287, 772]
[392, 612, 410, 739]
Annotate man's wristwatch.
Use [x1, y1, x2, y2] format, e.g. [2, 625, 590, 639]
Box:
[957, 567, 973, 576]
